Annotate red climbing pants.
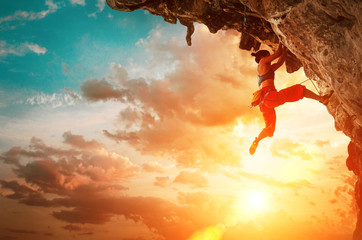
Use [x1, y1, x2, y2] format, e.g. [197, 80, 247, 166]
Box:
[259, 84, 305, 137]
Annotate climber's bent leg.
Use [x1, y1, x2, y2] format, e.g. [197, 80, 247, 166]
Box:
[277, 84, 305, 105]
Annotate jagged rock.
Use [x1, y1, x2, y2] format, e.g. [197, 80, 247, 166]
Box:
[239, 32, 260, 51]
[106, 0, 362, 238]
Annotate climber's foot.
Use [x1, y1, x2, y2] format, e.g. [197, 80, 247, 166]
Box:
[319, 91, 334, 105]
[249, 137, 259, 155]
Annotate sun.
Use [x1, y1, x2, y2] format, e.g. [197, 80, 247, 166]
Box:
[246, 190, 267, 212]
[231, 189, 269, 223]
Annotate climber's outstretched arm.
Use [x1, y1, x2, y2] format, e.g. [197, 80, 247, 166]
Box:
[260, 42, 283, 64]
[271, 45, 286, 71]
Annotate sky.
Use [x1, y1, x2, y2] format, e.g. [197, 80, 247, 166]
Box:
[0, 0, 356, 240]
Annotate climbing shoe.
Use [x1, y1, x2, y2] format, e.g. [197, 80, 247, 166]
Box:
[249, 137, 259, 155]
[320, 91, 334, 105]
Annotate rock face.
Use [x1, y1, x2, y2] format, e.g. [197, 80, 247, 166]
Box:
[106, 0, 362, 238]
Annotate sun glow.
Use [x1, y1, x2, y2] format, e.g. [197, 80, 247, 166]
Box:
[186, 225, 225, 240]
[246, 190, 266, 211]
[245, 189, 268, 212]
[232, 189, 269, 222]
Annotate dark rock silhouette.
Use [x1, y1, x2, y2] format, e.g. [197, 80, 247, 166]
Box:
[106, 0, 362, 238]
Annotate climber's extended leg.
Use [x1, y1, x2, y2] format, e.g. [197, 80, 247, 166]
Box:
[276, 84, 333, 106]
[303, 88, 334, 105]
[303, 88, 320, 101]
[249, 108, 276, 155]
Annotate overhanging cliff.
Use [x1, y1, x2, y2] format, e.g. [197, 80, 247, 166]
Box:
[106, 0, 362, 238]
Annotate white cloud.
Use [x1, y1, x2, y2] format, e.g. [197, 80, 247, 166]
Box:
[28, 10, 52, 20]
[0, 40, 26, 57]
[26, 43, 47, 55]
[96, 0, 106, 11]
[45, 0, 59, 10]
[0, 0, 59, 26]
[70, 0, 86, 6]
[25, 90, 82, 108]
[0, 41, 47, 57]
[87, 12, 97, 18]
[87, 0, 106, 18]
[0, 11, 28, 24]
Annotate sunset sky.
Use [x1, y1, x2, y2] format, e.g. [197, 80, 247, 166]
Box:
[0, 1, 356, 240]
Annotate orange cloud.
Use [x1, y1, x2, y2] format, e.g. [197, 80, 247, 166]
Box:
[63, 224, 87, 232]
[80, 25, 260, 169]
[0, 134, 137, 196]
[173, 171, 208, 188]
[271, 138, 314, 160]
[0, 135, 227, 240]
[0, 133, 354, 240]
[154, 176, 170, 187]
[63, 131, 103, 150]
[80, 79, 130, 102]
[142, 161, 166, 173]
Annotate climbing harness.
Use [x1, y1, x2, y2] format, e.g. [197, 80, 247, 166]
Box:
[250, 89, 263, 107]
[249, 87, 273, 108]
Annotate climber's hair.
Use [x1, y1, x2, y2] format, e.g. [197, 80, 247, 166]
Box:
[251, 50, 270, 63]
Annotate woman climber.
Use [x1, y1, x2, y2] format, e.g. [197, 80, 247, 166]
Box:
[249, 42, 333, 155]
